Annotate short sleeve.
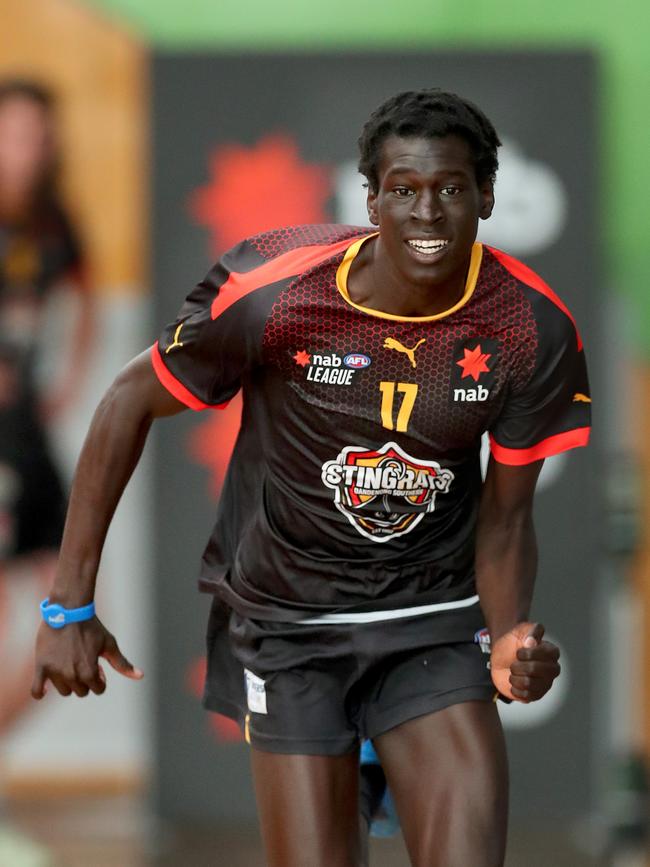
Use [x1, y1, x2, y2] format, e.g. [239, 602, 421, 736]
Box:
[152, 242, 270, 410]
[489, 307, 591, 465]
[151, 226, 369, 410]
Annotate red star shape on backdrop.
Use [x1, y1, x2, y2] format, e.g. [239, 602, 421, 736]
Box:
[457, 345, 491, 382]
[188, 134, 332, 254]
[293, 350, 310, 367]
[186, 135, 332, 499]
[187, 393, 243, 499]
[186, 657, 243, 743]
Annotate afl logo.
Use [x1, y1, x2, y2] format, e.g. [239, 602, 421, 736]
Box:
[344, 353, 371, 369]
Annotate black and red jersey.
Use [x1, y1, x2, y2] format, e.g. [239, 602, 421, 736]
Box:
[152, 224, 590, 627]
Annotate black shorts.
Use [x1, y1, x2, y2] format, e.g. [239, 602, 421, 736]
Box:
[203, 600, 495, 755]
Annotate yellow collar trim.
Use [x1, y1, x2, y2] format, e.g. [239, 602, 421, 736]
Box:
[336, 234, 483, 322]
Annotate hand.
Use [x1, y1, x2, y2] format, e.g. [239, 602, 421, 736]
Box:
[490, 622, 560, 703]
[31, 616, 143, 699]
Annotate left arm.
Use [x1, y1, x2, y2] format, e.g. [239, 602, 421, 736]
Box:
[475, 456, 560, 702]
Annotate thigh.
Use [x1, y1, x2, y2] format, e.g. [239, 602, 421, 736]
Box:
[374, 700, 508, 867]
[251, 747, 362, 867]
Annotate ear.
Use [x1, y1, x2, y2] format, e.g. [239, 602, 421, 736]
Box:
[366, 186, 379, 226]
[479, 181, 495, 221]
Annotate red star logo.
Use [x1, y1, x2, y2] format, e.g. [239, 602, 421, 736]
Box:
[293, 350, 311, 367]
[457, 345, 491, 382]
[188, 134, 332, 254]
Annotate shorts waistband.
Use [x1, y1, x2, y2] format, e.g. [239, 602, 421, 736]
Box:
[300, 594, 480, 625]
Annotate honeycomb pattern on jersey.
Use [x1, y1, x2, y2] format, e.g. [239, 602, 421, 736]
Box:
[263, 246, 538, 451]
[249, 224, 367, 260]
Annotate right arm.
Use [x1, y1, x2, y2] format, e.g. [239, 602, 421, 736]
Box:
[32, 350, 186, 700]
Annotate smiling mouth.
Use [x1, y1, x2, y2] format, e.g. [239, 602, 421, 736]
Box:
[406, 239, 449, 257]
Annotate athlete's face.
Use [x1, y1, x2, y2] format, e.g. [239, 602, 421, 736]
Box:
[367, 135, 494, 292]
[0, 97, 53, 197]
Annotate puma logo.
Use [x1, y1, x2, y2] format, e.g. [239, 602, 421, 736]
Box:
[384, 337, 425, 368]
[166, 323, 185, 354]
[572, 393, 591, 403]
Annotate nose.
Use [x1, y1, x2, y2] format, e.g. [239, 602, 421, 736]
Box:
[411, 190, 442, 226]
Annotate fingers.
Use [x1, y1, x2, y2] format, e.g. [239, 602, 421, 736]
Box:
[31, 667, 47, 700]
[510, 658, 560, 678]
[516, 639, 560, 663]
[86, 664, 107, 695]
[31, 663, 108, 698]
[523, 622, 545, 648]
[509, 661, 561, 702]
[101, 637, 144, 680]
[48, 672, 74, 697]
[32, 624, 142, 700]
[72, 664, 107, 696]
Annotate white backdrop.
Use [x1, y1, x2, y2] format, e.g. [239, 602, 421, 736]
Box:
[4, 295, 152, 780]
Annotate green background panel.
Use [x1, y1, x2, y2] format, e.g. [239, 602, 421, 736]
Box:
[87, 0, 650, 351]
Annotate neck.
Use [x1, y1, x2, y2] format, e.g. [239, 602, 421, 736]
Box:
[0, 179, 35, 222]
[349, 236, 471, 318]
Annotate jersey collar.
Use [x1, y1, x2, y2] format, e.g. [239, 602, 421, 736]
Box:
[336, 233, 484, 322]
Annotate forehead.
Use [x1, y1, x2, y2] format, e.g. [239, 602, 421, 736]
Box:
[0, 97, 48, 126]
[377, 134, 476, 181]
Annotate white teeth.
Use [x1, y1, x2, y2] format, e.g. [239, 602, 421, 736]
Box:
[407, 239, 448, 253]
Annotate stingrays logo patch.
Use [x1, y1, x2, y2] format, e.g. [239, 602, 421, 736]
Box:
[321, 441, 454, 542]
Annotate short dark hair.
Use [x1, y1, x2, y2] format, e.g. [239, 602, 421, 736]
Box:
[0, 78, 54, 112]
[358, 89, 501, 192]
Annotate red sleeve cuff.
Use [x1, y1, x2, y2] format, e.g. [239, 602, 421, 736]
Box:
[489, 426, 591, 466]
[150, 343, 217, 411]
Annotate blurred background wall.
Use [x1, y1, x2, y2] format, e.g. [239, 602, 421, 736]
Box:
[0, 0, 152, 792]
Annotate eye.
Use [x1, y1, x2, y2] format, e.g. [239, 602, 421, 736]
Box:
[440, 185, 462, 197]
[393, 186, 414, 197]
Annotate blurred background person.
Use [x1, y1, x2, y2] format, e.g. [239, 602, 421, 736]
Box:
[0, 78, 92, 866]
[0, 79, 92, 421]
[0, 349, 59, 866]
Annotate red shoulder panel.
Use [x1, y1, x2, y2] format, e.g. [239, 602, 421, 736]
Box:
[488, 247, 582, 351]
[211, 236, 360, 321]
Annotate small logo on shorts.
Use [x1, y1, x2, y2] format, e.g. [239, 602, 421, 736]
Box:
[474, 628, 491, 655]
[244, 669, 268, 715]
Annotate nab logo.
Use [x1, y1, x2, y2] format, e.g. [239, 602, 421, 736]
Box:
[294, 349, 368, 386]
[450, 338, 499, 403]
[454, 384, 490, 402]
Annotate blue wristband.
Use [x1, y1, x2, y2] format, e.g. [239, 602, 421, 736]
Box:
[40, 598, 96, 629]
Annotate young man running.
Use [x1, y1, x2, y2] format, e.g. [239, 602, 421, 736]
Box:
[32, 90, 589, 867]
